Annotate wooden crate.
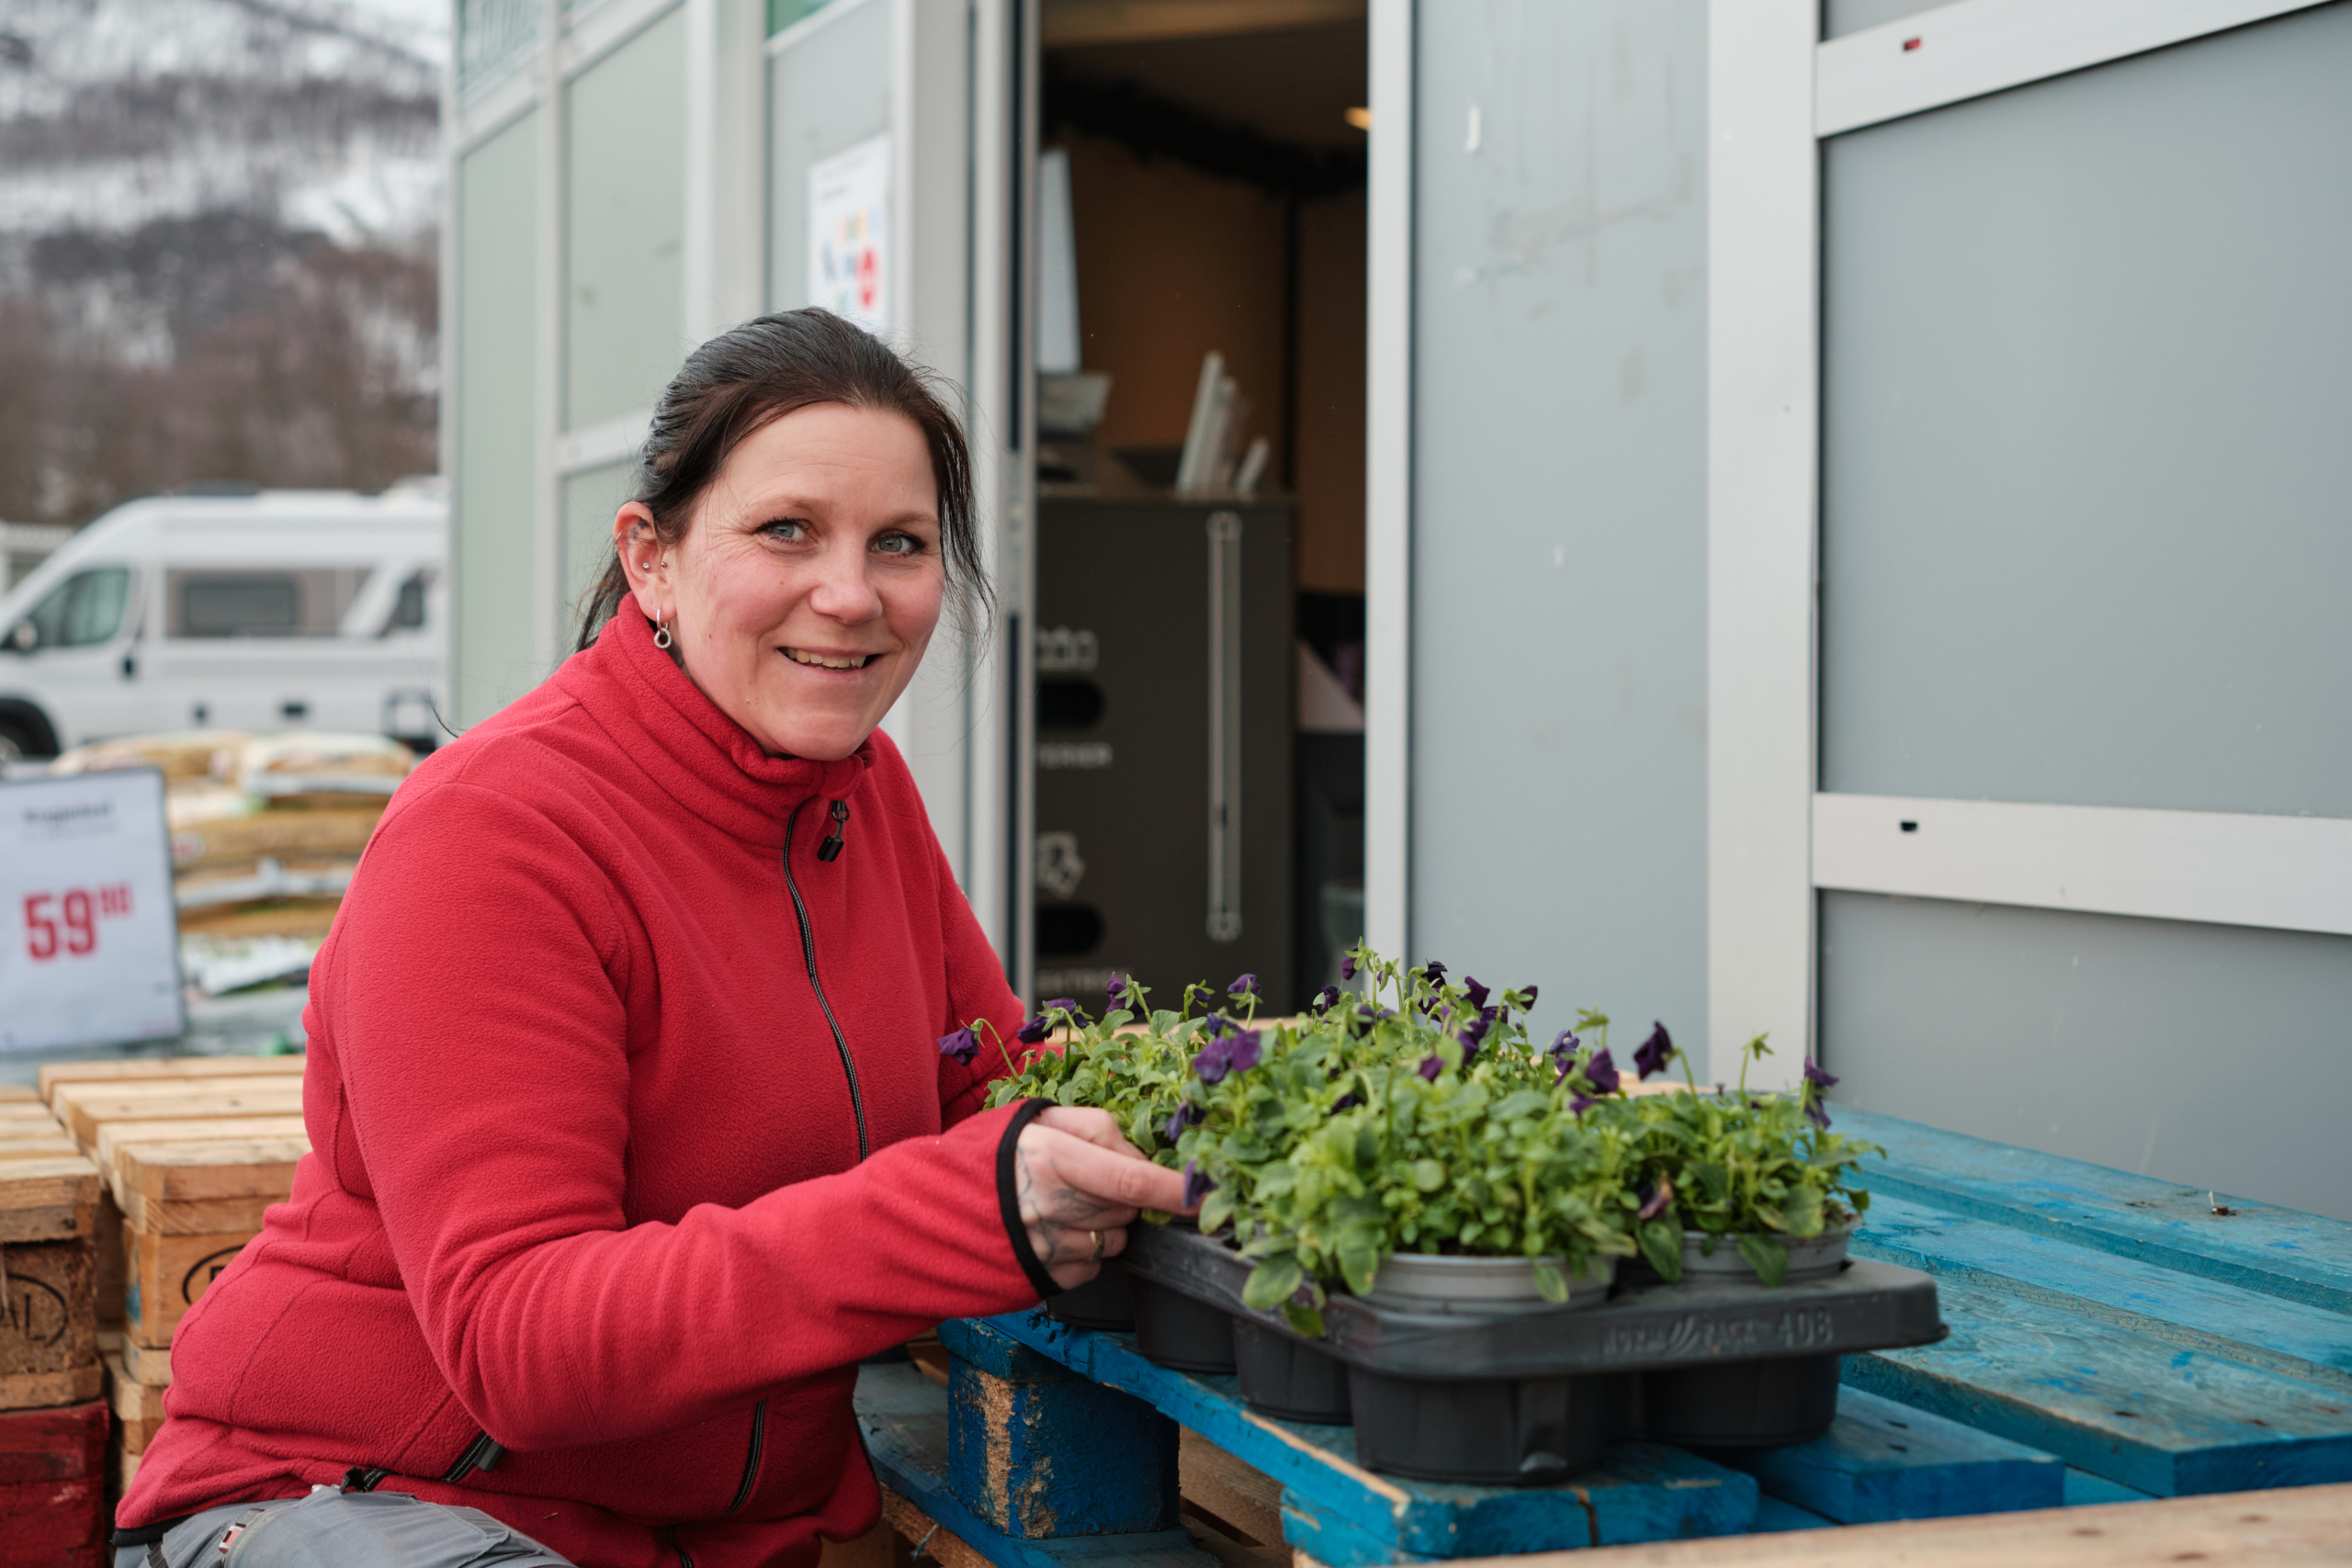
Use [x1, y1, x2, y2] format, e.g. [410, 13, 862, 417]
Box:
[0, 1398, 107, 1567]
[105, 1133, 304, 1348]
[36, 1056, 306, 1106]
[101, 1353, 164, 1457]
[50, 1079, 306, 1152]
[0, 1156, 102, 1412]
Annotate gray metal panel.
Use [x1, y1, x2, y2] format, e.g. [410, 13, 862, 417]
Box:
[1035, 497, 1293, 1014]
[1408, 2, 1711, 1064]
[454, 113, 542, 727]
[1820, 891, 2352, 1224]
[767, 0, 891, 312]
[565, 8, 689, 429]
[1820, 4, 2352, 817]
[1824, 0, 1944, 40]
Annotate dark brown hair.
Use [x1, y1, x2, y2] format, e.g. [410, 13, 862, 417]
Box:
[573, 309, 989, 652]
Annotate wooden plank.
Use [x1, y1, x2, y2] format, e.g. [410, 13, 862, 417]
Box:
[945, 1349, 1182, 1537]
[0, 1137, 83, 1162]
[100, 1353, 164, 1455]
[0, 1397, 106, 1483]
[0, 1237, 97, 1410]
[119, 1335, 172, 1387]
[1855, 1192, 2352, 1394]
[52, 1079, 306, 1150]
[1837, 1107, 2352, 1315]
[1712, 1385, 2064, 1524]
[38, 1056, 305, 1107]
[1497, 1481, 2352, 1565]
[1745, 1495, 1836, 1533]
[0, 1087, 38, 1104]
[961, 1313, 1758, 1558]
[1182, 1427, 1285, 1545]
[0, 1156, 100, 1243]
[117, 1136, 307, 1203]
[1847, 1270, 2352, 1497]
[858, 1361, 1223, 1568]
[2064, 1468, 2152, 1507]
[95, 1118, 309, 1203]
[123, 1227, 254, 1348]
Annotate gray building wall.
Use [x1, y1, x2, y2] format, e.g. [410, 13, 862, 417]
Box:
[1408, 2, 1711, 1070]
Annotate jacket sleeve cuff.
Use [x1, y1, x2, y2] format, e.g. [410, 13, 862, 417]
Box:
[997, 1098, 1061, 1298]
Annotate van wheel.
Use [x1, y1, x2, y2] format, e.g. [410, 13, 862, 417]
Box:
[0, 704, 60, 761]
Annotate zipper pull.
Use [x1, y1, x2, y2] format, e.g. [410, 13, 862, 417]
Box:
[817, 799, 849, 863]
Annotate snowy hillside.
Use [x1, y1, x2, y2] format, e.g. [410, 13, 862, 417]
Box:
[0, 0, 447, 526]
[0, 0, 445, 249]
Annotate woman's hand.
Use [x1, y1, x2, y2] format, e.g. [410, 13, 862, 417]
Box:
[1014, 1107, 1195, 1290]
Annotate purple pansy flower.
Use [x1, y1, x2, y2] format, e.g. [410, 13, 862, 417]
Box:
[1638, 1179, 1674, 1221]
[1803, 1057, 1838, 1127]
[1332, 1089, 1363, 1112]
[1182, 1161, 1216, 1209]
[1105, 971, 1129, 1005]
[1569, 1094, 1597, 1115]
[1192, 1029, 1263, 1085]
[1015, 1014, 1051, 1045]
[1521, 985, 1539, 1006]
[1634, 1021, 1675, 1080]
[937, 1027, 978, 1065]
[1340, 954, 1357, 980]
[1227, 973, 1259, 998]
[1421, 961, 1448, 984]
[1462, 976, 1490, 1010]
[1311, 984, 1341, 1014]
[1418, 1055, 1444, 1082]
[1584, 1048, 1622, 1096]
[1456, 1005, 1498, 1060]
[1549, 1029, 1580, 1062]
[1162, 1102, 1202, 1146]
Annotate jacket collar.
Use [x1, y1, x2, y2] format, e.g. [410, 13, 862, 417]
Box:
[561, 609, 873, 849]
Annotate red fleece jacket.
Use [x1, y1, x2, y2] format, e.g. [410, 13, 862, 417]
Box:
[117, 610, 1042, 1567]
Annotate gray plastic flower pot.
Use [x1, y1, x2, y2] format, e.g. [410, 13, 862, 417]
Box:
[1046, 1259, 1135, 1330]
[1233, 1319, 1351, 1423]
[1642, 1352, 1843, 1448]
[1346, 1366, 1615, 1485]
[1362, 1251, 1616, 1314]
[1132, 1274, 1237, 1372]
[1678, 1223, 1853, 1283]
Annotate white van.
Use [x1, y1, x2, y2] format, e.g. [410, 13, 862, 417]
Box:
[0, 486, 447, 760]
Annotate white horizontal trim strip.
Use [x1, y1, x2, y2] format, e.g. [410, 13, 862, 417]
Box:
[554, 410, 652, 475]
[1813, 793, 2352, 937]
[1815, 0, 2329, 138]
[766, 0, 878, 58]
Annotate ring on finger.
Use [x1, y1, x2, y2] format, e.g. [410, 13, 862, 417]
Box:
[1088, 1229, 1105, 1263]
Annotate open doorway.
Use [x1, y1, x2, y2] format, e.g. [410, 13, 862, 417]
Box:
[1028, 4, 1368, 1014]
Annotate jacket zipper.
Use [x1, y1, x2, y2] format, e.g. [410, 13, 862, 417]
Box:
[441, 1430, 503, 1483]
[724, 1400, 767, 1515]
[784, 798, 868, 1159]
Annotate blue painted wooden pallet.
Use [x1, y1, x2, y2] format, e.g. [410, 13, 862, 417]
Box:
[1841, 1114, 2352, 1497]
[954, 1312, 1758, 1561]
[860, 1111, 2349, 1565]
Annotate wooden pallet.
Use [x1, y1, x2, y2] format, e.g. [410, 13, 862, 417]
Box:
[861, 1109, 2352, 1565]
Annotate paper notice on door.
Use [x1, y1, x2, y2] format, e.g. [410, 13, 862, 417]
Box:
[0, 767, 185, 1053]
[809, 134, 890, 333]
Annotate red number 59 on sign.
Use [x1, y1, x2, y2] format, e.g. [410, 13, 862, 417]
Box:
[23, 885, 133, 962]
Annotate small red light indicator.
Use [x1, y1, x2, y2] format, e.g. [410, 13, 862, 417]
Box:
[1903, 36, 1921, 51]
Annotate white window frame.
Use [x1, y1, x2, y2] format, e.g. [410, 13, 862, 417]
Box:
[1363, 0, 1413, 966]
[1706, 0, 2344, 1089]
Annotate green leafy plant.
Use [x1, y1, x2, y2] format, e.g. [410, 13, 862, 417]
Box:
[1617, 1032, 1882, 1287]
[1173, 949, 1643, 1332]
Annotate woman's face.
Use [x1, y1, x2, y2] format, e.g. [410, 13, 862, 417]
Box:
[615, 402, 944, 761]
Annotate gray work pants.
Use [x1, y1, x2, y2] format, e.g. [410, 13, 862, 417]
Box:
[118, 1484, 575, 1567]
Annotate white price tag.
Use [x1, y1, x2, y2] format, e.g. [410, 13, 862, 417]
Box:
[0, 768, 185, 1054]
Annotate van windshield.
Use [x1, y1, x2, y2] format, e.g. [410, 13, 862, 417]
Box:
[14, 567, 131, 650]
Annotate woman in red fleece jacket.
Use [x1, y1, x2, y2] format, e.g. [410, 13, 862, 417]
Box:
[113, 311, 1188, 1568]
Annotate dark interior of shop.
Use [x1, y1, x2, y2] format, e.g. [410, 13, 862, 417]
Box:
[1034, 5, 1367, 1011]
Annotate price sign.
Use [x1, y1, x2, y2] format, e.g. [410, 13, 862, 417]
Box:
[0, 768, 184, 1054]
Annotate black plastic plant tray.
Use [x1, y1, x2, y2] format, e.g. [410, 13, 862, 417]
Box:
[1123, 1223, 1946, 1381]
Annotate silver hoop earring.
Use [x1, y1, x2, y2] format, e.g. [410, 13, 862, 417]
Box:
[653, 620, 673, 650]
